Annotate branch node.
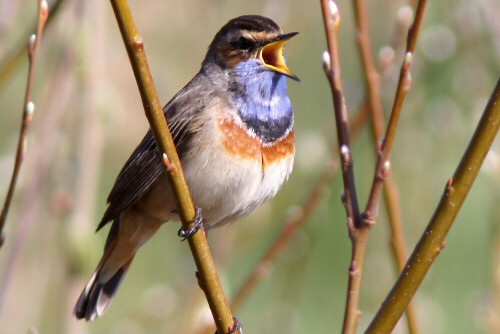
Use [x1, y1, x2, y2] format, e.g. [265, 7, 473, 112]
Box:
[445, 177, 454, 195]
[328, 0, 340, 25]
[195, 271, 205, 291]
[349, 260, 360, 277]
[227, 317, 242, 334]
[40, 0, 49, 16]
[438, 241, 447, 252]
[24, 101, 35, 124]
[347, 216, 356, 236]
[132, 35, 144, 51]
[401, 52, 413, 93]
[28, 34, 36, 52]
[162, 152, 173, 172]
[322, 51, 331, 71]
[380, 160, 391, 178]
[403, 51, 413, 70]
[362, 211, 376, 226]
[340, 190, 346, 205]
[377, 136, 385, 154]
[40, 0, 49, 12]
[403, 73, 412, 92]
[340, 144, 351, 167]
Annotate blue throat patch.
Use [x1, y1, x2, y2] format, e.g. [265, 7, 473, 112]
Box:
[233, 59, 293, 143]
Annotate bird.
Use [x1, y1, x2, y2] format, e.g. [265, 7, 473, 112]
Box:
[74, 15, 298, 321]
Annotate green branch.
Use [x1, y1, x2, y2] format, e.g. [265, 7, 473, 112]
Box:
[366, 77, 500, 333]
[108, 1, 236, 333]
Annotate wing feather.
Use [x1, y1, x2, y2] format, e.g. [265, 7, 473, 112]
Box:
[97, 73, 214, 230]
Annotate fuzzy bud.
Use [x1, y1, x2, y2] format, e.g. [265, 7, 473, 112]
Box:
[322, 51, 331, 71]
[329, 0, 339, 21]
[41, 0, 49, 13]
[381, 160, 391, 178]
[28, 34, 36, 50]
[340, 145, 351, 164]
[24, 101, 35, 123]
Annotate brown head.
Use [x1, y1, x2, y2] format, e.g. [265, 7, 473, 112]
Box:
[203, 15, 298, 80]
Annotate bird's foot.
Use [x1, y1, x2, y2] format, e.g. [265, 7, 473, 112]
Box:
[214, 317, 242, 334]
[177, 207, 204, 241]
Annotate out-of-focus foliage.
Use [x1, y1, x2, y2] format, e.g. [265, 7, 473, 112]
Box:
[0, 0, 499, 333]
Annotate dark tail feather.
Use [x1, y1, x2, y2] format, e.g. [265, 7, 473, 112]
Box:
[73, 256, 134, 321]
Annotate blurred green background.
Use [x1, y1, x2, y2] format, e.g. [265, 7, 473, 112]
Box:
[0, 0, 499, 333]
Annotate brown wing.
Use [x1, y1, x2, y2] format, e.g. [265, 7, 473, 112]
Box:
[97, 73, 214, 231]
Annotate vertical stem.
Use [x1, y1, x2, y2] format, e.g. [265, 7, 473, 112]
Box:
[0, 0, 66, 92]
[363, 0, 428, 222]
[350, 0, 419, 331]
[108, 1, 236, 332]
[367, 77, 500, 333]
[320, 0, 362, 227]
[320, 1, 366, 333]
[0, 0, 49, 248]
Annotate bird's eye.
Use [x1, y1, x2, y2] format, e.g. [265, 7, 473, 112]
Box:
[237, 37, 252, 50]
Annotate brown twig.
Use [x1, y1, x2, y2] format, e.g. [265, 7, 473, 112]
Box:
[353, 5, 427, 327]
[320, 2, 367, 333]
[320, 0, 362, 229]
[108, 1, 236, 333]
[0, 0, 66, 92]
[0, 0, 49, 248]
[363, 0, 427, 223]
[381, 4, 415, 75]
[0, 41, 73, 316]
[351, 0, 384, 141]
[350, 0, 419, 332]
[366, 76, 500, 333]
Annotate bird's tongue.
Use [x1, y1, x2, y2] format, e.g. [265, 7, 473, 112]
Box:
[259, 33, 299, 81]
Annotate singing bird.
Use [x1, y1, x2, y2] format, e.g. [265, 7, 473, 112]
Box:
[74, 15, 298, 321]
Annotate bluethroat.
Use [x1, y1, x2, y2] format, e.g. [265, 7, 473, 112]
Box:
[74, 15, 298, 321]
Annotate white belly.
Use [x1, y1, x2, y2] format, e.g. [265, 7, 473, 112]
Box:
[137, 101, 294, 229]
[182, 140, 294, 228]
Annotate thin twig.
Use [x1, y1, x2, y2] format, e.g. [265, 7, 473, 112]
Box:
[382, 4, 415, 76]
[363, 0, 428, 224]
[350, 0, 419, 332]
[0, 44, 73, 316]
[0, 0, 49, 248]
[366, 76, 500, 333]
[320, 2, 367, 333]
[0, 0, 66, 92]
[351, 0, 384, 141]
[320, 0, 362, 229]
[108, 1, 236, 333]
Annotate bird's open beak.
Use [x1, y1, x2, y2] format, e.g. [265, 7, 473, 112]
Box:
[259, 32, 299, 81]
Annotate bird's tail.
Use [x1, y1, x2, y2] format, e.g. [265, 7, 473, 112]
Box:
[73, 220, 135, 322]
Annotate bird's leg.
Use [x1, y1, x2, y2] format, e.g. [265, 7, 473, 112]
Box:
[214, 317, 243, 334]
[177, 206, 205, 240]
